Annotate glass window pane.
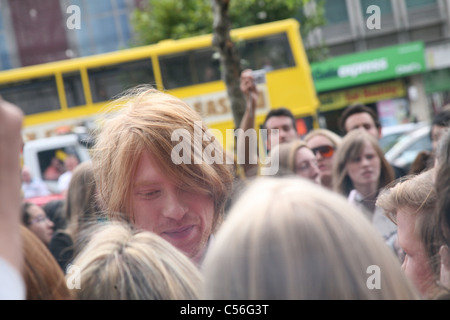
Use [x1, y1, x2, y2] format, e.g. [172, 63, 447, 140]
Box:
[194, 48, 221, 84]
[405, 0, 437, 9]
[160, 47, 222, 90]
[120, 13, 132, 44]
[63, 72, 86, 107]
[360, 0, 393, 15]
[88, 59, 155, 103]
[86, 0, 113, 14]
[92, 16, 119, 54]
[324, 0, 349, 25]
[239, 33, 295, 71]
[0, 77, 60, 115]
[0, 34, 11, 70]
[159, 52, 195, 89]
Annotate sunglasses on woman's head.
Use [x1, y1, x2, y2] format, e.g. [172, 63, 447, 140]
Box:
[311, 145, 335, 158]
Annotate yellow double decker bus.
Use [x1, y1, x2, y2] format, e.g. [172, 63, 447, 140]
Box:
[0, 18, 318, 143]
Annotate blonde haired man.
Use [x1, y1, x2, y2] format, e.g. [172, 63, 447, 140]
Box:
[92, 87, 233, 266]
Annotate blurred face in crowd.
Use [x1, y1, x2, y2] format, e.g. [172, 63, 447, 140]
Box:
[130, 151, 215, 264]
[344, 112, 381, 140]
[346, 142, 380, 192]
[294, 147, 321, 184]
[397, 208, 439, 297]
[27, 204, 54, 245]
[64, 155, 79, 171]
[431, 125, 449, 155]
[306, 135, 335, 183]
[22, 167, 32, 183]
[265, 116, 297, 150]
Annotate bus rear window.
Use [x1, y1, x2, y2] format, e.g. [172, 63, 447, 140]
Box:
[88, 59, 155, 103]
[239, 32, 295, 71]
[159, 47, 220, 90]
[63, 72, 86, 108]
[0, 76, 60, 115]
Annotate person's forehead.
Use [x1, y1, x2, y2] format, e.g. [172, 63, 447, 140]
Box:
[265, 116, 294, 129]
[295, 147, 315, 160]
[306, 134, 333, 148]
[345, 112, 375, 128]
[29, 204, 45, 217]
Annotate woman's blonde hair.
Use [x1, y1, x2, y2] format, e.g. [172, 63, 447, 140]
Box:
[270, 139, 308, 176]
[69, 221, 203, 300]
[376, 169, 442, 279]
[92, 86, 233, 231]
[202, 177, 419, 300]
[304, 128, 343, 148]
[332, 129, 394, 196]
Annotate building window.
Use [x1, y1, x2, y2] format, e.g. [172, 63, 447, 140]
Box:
[360, 0, 393, 15]
[65, 0, 135, 57]
[324, 0, 349, 25]
[405, 0, 437, 9]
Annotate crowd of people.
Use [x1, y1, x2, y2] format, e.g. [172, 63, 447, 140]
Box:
[1, 68, 449, 301]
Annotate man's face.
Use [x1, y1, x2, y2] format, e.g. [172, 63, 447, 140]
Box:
[344, 113, 381, 140]
[130, 151, 215, 264]
[265, 116, 297, 150]
[397, 208, 439, 297]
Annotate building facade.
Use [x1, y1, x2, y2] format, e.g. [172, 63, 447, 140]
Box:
[306, 0, 450, 132]
[0, 0, 143, 70]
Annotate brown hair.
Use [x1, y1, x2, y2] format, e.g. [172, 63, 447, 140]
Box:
[21, 225, 71, 300]
[332, 129, 394, 197]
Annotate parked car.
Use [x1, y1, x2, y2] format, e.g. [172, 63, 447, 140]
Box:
[384, 125, 432, 173]
[380, 122, 427, 153]
[23, 134, 91, 196]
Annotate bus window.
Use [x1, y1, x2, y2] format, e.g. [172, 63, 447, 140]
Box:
[0, 76, 60, 115]
[239, 33, 295, 71]
[88, 58, 155, 103]
[159, 47, 220, 89]
[63, 72, 86, 107]
[195, 48, 221, 83]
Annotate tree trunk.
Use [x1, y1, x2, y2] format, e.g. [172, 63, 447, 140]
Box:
[211, 0, 245, 129]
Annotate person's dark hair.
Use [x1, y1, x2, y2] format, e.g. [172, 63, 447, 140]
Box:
[408, 150, 432, 175]
[432, 110, 450, 127]
[43, 200, 67, 232]
[263, 107, 297, 132]
[339, 104, 381, 135]
[21, 202, 33, 226]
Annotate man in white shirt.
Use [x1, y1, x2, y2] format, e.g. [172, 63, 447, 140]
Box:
[57, 155, 79, 195]
[21, 166, 51, 199]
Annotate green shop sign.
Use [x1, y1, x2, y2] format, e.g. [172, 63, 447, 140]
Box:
[311, 42, 426, 93]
